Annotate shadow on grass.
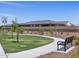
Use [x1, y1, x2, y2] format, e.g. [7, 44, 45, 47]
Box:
[11, 41, 18, 43]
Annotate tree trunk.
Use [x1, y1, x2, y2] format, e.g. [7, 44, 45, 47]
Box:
[3, 23, 5, 32]
[16, 32, 19, 42]
[2, 23, 5, 40]
[12, 32, 13, 39]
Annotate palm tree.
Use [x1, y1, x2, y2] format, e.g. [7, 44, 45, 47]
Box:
[1, 16, 7, 32]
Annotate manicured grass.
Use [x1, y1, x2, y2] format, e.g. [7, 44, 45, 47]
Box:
[0, 33, 53, 53]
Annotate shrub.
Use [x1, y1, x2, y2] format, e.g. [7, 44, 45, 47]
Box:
[75, 40, 79, 45]
[75, 37, 79, 45]
[72, 47, 79, 58]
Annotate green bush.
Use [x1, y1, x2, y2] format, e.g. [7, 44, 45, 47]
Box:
[75, 37, 79, 45]
[75, 40, 79, 45]
[72, 47, 79, 58]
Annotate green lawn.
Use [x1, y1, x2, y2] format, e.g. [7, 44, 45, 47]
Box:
[0, 33, 53, 53]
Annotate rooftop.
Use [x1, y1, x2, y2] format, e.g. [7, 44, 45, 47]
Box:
[20, 20, 70, 25]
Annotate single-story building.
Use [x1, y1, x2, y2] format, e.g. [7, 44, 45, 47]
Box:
[3, 20, 79, 38]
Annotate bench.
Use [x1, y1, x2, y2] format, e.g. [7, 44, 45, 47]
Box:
[57, 36, 74, 51]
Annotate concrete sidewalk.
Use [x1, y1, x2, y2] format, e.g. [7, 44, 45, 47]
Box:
[0, 44, 7, 58]
[7, 35, 74, 58]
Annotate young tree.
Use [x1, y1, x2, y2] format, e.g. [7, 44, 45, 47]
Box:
[11, 21, 16, 39]
[39, 25, 44, 35]
[17, 26, 24, 34]
[0, 26, 2, 32]
[11, 17, 18, 42]
[16, 26, 24, 42]
[11, 17, 24, 42]
[49, 24, 53, 36]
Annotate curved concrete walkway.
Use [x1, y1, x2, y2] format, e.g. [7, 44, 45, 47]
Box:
[5, 34, 74, 58]
[0, 44, 7, 58]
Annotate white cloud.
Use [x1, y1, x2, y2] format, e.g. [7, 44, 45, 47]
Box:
[0, 1, 26, 7]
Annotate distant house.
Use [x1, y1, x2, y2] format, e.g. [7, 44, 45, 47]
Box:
[4, 20, 79, 38]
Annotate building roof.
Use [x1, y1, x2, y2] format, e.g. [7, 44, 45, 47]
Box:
[3, 20, 75, 27]
[20, 20, 69, 25]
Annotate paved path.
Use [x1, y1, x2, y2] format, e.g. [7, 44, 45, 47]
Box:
[0, 34, 74, 58]
[0, 44, 7, 58]
[7, 34, 67, 58]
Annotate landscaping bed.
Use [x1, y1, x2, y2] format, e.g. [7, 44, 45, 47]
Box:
[37, 37, 79, 58]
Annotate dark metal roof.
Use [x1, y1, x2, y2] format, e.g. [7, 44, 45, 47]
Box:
[20, 20, 69, 25]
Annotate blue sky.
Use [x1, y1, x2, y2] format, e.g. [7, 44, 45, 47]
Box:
[0, 1, 79, 25]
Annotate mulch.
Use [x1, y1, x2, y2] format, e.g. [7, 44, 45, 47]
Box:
[37, 46, 78, 58]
